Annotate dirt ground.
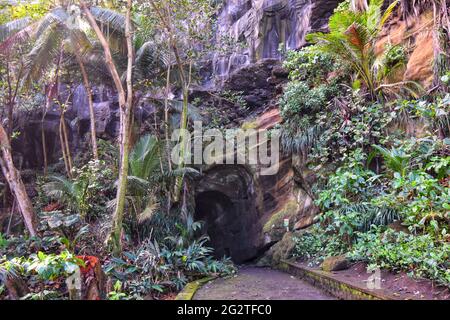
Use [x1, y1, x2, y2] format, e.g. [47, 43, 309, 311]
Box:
[299, 261, 450, 300]
[193, 266, 336, 300]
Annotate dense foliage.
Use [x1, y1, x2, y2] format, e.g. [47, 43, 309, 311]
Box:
[0, 0, 449, 301]
[285, 2, 450, 288]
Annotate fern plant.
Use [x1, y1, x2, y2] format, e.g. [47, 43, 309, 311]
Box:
[337, 203, 400, 232]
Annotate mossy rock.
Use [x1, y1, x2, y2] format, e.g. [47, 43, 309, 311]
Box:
[257, 231, 302, 267]
[263, 200, 299, 241]
[320, 255, 350, 272]
[241, 121, 259, 130]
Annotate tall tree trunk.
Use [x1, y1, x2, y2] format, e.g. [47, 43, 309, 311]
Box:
[164, 64, 172, 214]
[351, 0, 368, 12]
[59, 92, 73, 178]
[80, 1, 126, 110]
[41, 48, 63, 176]
[61, 111, 73, 173]
[0, 123, 37, 237]
[75, 52, 99, 160]
[164, 64, 172, 173]
[59, 116, 71, 178]
[109, 0, 133, 255]
[81, 0, 132, 255]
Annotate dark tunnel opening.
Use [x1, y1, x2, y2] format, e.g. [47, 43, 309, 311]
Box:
[195, 190, 259, 264]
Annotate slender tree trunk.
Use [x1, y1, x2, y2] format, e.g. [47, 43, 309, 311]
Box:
[5, 56, 23, 138]
[41, 110, 48, 176]
[61, 111, 73, 173]
[164, 64, 172, 214]
[75, 52, 99, 160]
[59, 116, 70, 178]
[80, 0, 132, 255]
[164, 64, 172, 173]
[58, 91, 73, 178]
[80, 1, 126, 109]
[6, 60, 14, 138]
[108, 0, 134, 255]
[41, 48, 63, 176]
[0, 123, 37, 237]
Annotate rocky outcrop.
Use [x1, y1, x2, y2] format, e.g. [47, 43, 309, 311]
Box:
[192, 105, 321, 263]
[256, 231, 298, 267]
[376, 9, 435, 88]
[212, 0, 342, 82]
[321, 255, 350, 272]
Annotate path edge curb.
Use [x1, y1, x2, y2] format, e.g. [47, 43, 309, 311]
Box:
[278, 260, 397, 300]
[175, 276, 217, 300]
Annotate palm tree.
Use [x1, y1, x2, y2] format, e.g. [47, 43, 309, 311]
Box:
[125, 134, 161, 226]
[307, 0, 400, 99]
[0, 1, 127, 163]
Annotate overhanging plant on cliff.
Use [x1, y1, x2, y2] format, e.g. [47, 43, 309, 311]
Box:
[307, 0, 410, 100]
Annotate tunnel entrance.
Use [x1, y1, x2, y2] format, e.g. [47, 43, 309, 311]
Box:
[194, 165, 262, 264]
[195, 191, 238, 261]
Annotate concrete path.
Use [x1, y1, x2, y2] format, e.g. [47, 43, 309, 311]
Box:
[194, 266, 336, 300]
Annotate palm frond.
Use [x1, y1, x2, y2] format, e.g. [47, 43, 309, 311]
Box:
[345, 22, 370, 54]
[364, 0, 381, 31]
[127, 175, 150, 193]
[166, 99, 203, 122]
[0, 22, 35, 54]
[89, 7, 126, 33]
[129, 134, 161, 180]
[34, 8, 68, 40]
[138, 202, 160, 224]
[43, 175, 75, 203]
[378, 0, 399, 30]
[169, 167, 201, 179]
[134, 40, 172, 81]
[68, 29, 93, 54]
[372, 144, 410, 176]
[0, 17, 31, 43]
[337, 202, 400, 232]
[328, 9, 359, 34]
[24, 22, 64, 84]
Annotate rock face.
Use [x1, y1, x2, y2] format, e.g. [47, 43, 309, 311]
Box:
[256, 231, 298, 267]
[192, 107, 320, 263]
[321, 255, 350, 272]
[212, 0, 342, 82]
[376, 9, 435, 88]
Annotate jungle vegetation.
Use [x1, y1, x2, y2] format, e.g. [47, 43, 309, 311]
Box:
[0, 0, 448, 300]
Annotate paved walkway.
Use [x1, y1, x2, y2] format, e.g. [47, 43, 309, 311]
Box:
[194, 266, 336, 300]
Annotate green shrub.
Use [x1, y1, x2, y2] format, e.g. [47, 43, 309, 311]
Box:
[0, 250, 84, 284]
[349, 228, 450, 286]
[42, 160, 115, 220]
[283, 47, 336, 85]
[104, 214, 236, 298]
[293, 226, 348, 265]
